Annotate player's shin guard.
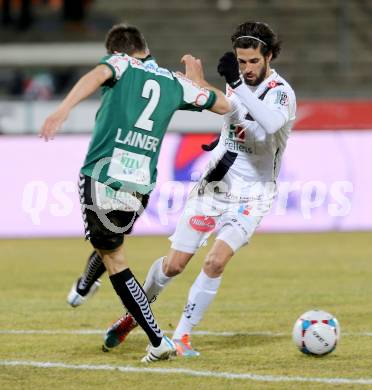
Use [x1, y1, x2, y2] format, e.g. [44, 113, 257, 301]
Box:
[143, 257, 173, 303]
[77, 251, 106, 294]
[173, 270, 221, 339]
[110, 268, 163, 347]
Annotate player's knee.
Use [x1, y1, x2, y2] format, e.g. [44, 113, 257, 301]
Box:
[102, 252, 125, 274]
[203, 252, 226, 277]
[90, 234, 123, 251]
[162, 250, 193, 277]
[163, 261, 186, 277]
[163, 257, 186, 277]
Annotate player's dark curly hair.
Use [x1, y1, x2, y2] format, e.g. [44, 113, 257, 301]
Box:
[231, 22, 281, 61]
[105, 23, 148, 55]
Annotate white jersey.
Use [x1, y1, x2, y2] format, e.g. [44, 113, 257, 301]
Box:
[202, 70, 296, 198]
[171, 71, 296, 253]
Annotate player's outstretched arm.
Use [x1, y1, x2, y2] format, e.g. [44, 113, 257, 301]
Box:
[181, 54, 231, 115]
[40, 64, 113, 141]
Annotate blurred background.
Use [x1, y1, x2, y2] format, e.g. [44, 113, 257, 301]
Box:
[1, 0, 372, 238]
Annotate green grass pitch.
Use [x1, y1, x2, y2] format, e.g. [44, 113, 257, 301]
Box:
[1, 232, 372, 389]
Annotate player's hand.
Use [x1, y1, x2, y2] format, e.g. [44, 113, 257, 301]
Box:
[217, 51, 242, 88]
[40, 109, 68, 141]
[181, 54, 204, 84]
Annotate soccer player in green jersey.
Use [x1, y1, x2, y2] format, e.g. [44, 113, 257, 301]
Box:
[92, 21, 296, 357]
[40, 24, 230, 363]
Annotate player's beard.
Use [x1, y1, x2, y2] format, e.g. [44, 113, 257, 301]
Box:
[244, 58, 268, 86]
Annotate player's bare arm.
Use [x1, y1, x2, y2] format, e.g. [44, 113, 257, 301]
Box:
[40, 64, 113, 141]
[181, 54, 231, 115]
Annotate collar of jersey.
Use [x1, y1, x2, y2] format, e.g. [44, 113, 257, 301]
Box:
[139, 54, 155, 63]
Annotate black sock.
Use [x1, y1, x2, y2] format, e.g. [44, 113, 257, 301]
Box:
[77, 251, 106, 295]
[110, 268, 163, 347]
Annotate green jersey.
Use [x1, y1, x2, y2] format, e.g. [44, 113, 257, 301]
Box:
[81, 53, 217, 194]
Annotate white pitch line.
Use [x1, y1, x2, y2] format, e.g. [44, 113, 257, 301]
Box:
[0, 329, 104, 335]
[1, 360, 372, 385]
[0, 329, 284, 336]
[0, 329, 370, 337]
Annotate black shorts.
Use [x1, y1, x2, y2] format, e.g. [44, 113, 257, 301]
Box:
[78, 173, 149, 251]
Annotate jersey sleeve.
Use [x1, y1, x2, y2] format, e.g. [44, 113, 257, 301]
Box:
[234, 83, 294, 134]
[263, 87, 291, 121]
[175, 74, 217, 112]
[99, 54, 130, 82]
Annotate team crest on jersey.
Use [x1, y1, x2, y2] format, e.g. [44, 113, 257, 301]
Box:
[189, 215, 216, 232]
[268, 80, 278, 88]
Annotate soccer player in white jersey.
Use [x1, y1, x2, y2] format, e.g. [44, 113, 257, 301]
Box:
[81, 21, 296, 356]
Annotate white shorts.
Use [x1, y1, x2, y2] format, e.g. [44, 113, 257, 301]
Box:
[170, 182, 276, 253]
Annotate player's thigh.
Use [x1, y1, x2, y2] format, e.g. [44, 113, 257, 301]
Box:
[216, 211, 263, 253]
[169, 200, 219, 254]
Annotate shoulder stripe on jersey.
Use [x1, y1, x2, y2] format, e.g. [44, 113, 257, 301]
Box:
[245, 82, 283, 121]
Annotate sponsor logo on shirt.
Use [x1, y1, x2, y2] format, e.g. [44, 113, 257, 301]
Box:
[224, 138, 254, 153]
[107, 148, 151, 185]
[144, 60, 173, 78]
[189, 215, 216, 232]
[224, 124, 254, 154]
[229, 124, 245, 143]
[127, 57, 173, 79]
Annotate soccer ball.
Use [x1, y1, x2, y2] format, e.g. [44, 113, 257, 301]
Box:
[292, 310, 340, 356]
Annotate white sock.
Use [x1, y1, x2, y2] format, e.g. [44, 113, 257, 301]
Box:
[143, 257, 173, 303]
[173, 270, 221, 339]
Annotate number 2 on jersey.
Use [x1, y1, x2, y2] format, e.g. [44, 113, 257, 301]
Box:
[134, 80, 161, 131]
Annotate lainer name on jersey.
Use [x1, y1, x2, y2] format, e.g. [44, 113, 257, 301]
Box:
[115, 128, 160, 152]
